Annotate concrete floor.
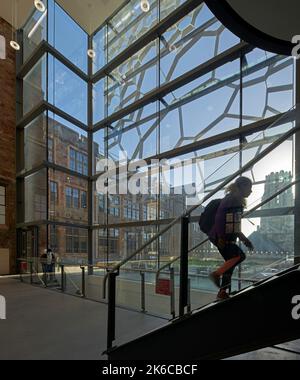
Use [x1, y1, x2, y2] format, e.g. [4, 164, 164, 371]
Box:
[0, 277, 166, 360]
[1, 277, 300, 360]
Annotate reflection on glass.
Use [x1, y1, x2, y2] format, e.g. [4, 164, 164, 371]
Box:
[107, 0, 159, 62]
[49, 225, 88, 262]
[93, 79, 106, 124]
[93, 128, 105, 175]
[23, 1, 48, 62]
[24, 113, 47, 172]
[92, 26, 106, 74]
[48, 112, 88, 174]
[48, 169, 88, 224]
[25, 169, 47, 222]
[23, 55, 47, 116]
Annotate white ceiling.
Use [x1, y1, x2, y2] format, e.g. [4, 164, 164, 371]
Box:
[227, 0, 300, 42]
[0, 0, 124, 33]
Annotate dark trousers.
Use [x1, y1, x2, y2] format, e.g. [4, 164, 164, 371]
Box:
[218, 243, 246, 289]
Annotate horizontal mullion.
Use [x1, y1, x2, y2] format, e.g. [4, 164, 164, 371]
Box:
[44, 42, 89, 82]
[17, 161, 89, 181]
[17, 101, 88, 131]
[17, 41, 89, 82]
[16, 164, 47, 179]
[46, 103, 89, 132]
[105, 16, 218, 96]
[106, 53, 284, 141]
[16, 220, 89, 230]
[246, 207, 294, 219]
[91, 0, 205, 83]
[92, 218, 177, 230]
[93, 41, 253, 131]
[17, 101, 47, 128]
[17, 40, 47, 79]
[47, 162, 89, 180]
[91, 113, 283, 181]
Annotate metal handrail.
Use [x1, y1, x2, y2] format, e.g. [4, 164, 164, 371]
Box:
[156, 177, 300, 277]
[102, 105, 299, 295]
[17, 258, 173, 278]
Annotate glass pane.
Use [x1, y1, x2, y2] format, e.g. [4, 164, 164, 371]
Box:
[23, 55, 47, 116]
[24, 113, 47, 172]
[160, 0, 187, 19]
[107, 40, 158, 116]
[25, 169, 47, 222]
[242, 49, 295, 126]
[93, 181, 106, 226]
[93, 79, 106, 124]
[160, 4, 238, 85]
[92, 128, 105, 175]
[92, 26, 106, 74]
[160, 60, 240, 154]
[48, 1, 88, 73]
[0, 212, 5, 224]
[93, 228, 108, 264]
[48, 112, 88, 174]
[23, 2, 48, 62]
[48, 55, 88, 124]
[107, 0, 159, 63]
[50, 225, 88, 262]
[107, 102, 158, 162]
[48, 169, 88, 224]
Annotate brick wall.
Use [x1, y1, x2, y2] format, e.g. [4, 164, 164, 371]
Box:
[0, 17, 16, 274]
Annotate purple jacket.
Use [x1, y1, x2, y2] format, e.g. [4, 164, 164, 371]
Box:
[209, 194, 243, 242]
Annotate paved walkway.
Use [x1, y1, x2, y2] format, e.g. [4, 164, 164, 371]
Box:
[0, 277, 166, 360]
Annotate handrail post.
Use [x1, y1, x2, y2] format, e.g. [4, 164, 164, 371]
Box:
[30, 260, 33, 285]
[179, 216, 189, 317]
[107, 271, 118, 352]
[170, 266, 175, 319]
[60, 264, 65, 292]
[187, 278, 191, 314]
[19, 260, 24, 282]
[140, 271, 146, 313]
[81, 266, 86, 298]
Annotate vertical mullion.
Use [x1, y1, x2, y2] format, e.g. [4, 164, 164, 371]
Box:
[157, 0, 162, 269]
[88, 32, 94, 272]
[16, 29, 25, 225]
[105, 23, 109, 265]
[294, 60, 300, 264]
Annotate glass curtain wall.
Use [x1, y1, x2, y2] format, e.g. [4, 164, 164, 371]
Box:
[91, 0, 295, 277]
[19, 0, 89, 263]
[18, 0, 296, 295]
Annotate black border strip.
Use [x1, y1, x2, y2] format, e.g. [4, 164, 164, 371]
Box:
[205, 0, 294, 56]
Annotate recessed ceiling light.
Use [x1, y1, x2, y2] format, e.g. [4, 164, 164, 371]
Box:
[10, 40, 20, 51]
[140, 0, 150, 13]
[87, 49, 96, 59]
[34, 0, 46, 13]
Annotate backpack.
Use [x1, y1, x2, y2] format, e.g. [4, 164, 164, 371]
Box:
[199, 199, 222, 234]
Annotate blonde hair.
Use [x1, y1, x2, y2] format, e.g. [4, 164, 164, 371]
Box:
[225, 177, 252, 207]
